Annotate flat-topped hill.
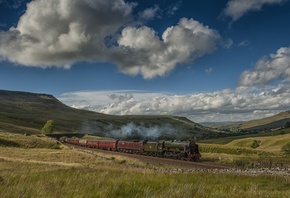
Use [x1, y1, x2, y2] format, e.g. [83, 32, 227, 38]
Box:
[0, 90, 218, 139]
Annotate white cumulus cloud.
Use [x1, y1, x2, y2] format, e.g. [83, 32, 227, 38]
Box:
[239, 46, 290, 87]
[222, 0, 287, 22]
[58, 85, 290, 123]
[0, 0, 220, 79]
[113, 18, 220, 79]
[0, 0, 134, 67]
[138, 5, 160, 22]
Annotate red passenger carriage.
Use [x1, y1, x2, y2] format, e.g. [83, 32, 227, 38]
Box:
[65, 138, 79, 145]
[98, 139, 118, 150]
[117, 140, 144, 154]
[86, 140, 99, 148]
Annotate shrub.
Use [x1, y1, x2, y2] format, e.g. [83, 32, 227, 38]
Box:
[251, 140, 260, 149]
[233, 160, 254, 169]
[281, 142, 290, 154]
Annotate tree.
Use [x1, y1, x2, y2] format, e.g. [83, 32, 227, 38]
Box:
[41, 120, 54, 134]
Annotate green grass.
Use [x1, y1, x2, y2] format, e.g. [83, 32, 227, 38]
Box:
[1, 147, 290, 198]
[199, 132, 290, 154]
[0, 133, 290, 197]
[200, 127, 290, 144]
[226, 133, 290, 153]
[198, 132, 290, 168]
[2, 166, 290, 198]
[0, 132, 60, 149]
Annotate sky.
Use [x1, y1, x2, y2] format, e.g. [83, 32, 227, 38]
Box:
[1, 0, 290, 123]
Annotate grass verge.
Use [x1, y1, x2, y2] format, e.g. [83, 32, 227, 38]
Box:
[0, 147, 289, 197]
[1, 132, 290, 197]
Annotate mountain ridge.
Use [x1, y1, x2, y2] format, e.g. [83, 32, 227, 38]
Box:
[2, 89, 289, 139]
[208, 111, 290, 133]
[0, 89, 218, 140]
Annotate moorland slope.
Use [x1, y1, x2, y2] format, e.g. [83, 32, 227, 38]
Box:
[0, 90, 218, 139]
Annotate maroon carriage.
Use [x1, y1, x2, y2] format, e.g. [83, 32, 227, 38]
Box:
[117, 140, 144, 154]
[86, 139, 99, 148]
[98, 139, 118, 150]
[65, 138, 79, 145]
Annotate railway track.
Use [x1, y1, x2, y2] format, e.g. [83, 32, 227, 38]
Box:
[65, 143, 232, 170]
[64, 143, 290, 176]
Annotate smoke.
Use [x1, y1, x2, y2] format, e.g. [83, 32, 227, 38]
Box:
[77, 120, 181, 140]
[106, 122, 178, 140]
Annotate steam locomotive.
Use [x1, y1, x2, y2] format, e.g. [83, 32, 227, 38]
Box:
[63, 138, 201, 161]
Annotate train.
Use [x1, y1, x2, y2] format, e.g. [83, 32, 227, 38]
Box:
[63, 137, 201, 161]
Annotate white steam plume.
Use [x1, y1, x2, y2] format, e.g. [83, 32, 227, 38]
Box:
[107, 122, 178, 140]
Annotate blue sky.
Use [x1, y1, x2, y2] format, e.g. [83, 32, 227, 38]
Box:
[1, 0, 290, 123]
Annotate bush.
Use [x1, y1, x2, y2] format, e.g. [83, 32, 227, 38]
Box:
[251, 140, 260, 149]
[281, 142, 290, 154]
[234, 160, 254, 169]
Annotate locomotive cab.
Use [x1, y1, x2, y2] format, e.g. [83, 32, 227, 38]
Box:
[189, 141, 201, 161]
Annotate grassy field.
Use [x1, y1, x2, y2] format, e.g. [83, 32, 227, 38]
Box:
[226, 133, 290, 152]
[199, 130, 290, 154]
[200, 127, 290, 144]
[1, 133, 290, 197]
[1, 147, 290, 198]
[198, 131, 290, 169]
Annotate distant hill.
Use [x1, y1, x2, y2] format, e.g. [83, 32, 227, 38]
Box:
[0, 90, 220, 140]
[201, 121, 244, 128]
[212, 111, 290, 133]
[241, 111, 290, 130]
[225, 133, 290, 153]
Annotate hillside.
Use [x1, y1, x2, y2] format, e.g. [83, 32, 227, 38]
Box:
[211, 111, 290, 133]
[225, 133, 290, 153]
[0, 90, 219, 140]
[240, 111, 290, 131]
